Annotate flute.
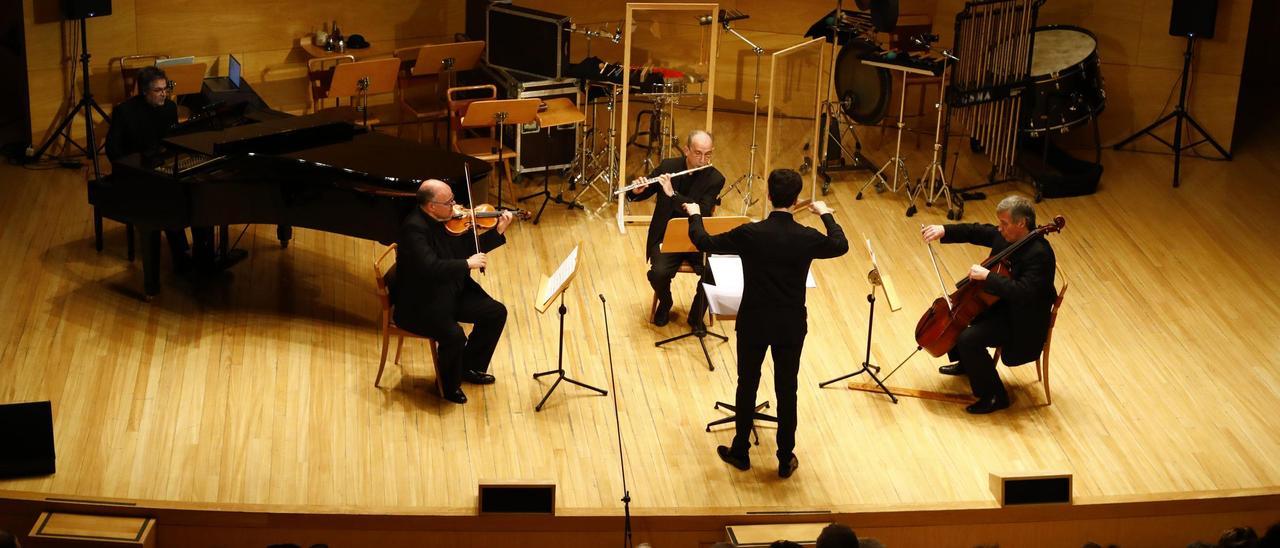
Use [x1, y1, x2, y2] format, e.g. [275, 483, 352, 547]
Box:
[614, 163, 713, 195]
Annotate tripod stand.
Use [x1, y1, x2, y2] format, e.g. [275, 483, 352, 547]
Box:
[819, 267, 897, 403]
[856, 66, 913, 207]
[1113, 35, 1231, 188]
[32, 17, 111, 180]
[716, 21, 765, 215]
[912, 48, 962, 220]
[534, 292, 608, 411]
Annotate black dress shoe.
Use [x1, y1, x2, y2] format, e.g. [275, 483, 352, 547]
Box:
[965, 394, 1010, 414]
[938, 363, 966, 376]
[443, 388, 468, 404]
[778, 454, 800, 479]
[717, 445, 750, 471]
[462, 370, 496, 385]
[653, 300, 672, 327]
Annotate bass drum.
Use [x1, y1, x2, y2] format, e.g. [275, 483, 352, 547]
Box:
[834, 40, 891, 125]
[1021, 25, 1106, 134]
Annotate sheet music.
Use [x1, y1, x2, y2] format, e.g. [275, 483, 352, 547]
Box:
[537, 245, 579, 311]
[704, 254, 816, 317]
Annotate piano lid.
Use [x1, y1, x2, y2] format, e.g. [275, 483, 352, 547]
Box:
[278, 131, 492, 188]
[164, 108, 361, 157]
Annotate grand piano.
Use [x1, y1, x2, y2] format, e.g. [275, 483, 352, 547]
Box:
[95, 86, 491, 298]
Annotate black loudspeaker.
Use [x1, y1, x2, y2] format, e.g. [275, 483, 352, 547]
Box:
[477, 481, 556, 514]
[0, 401, 56, 478]
[0, 0, 32, 155]
[1170, 0, 1217, 39]
[61, 0, 112, 20]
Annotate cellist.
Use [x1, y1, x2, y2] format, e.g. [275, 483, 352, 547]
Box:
[920, 195, 1057, 414]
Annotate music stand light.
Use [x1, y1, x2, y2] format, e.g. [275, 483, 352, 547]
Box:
[460, 98, 540, 206]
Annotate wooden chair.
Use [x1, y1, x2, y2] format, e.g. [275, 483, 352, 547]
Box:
[84, 165, 135, 261]
[115, 54, 168, 99]
[994, 277, 1068, 405]
[447, 84, 516, 200]
[373, 244, 442, 396]
[394, 44, 451, 145]
[306, 54, 355, 112]
[648, 205, 717, 326]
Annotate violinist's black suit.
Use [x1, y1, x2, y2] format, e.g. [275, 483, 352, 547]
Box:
[392, 208, 507, 391]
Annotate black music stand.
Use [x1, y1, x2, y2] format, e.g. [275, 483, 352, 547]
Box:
[653, 216, 749, 371]
[1112, 35, 1231, 187]
[520, 98, 585, 223]
[533, 245, 607, 411]
[820, 238, 897, 402]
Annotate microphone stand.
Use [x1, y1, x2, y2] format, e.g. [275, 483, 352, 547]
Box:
[599, 294, 633, 548]
[715, 19, 765, 215]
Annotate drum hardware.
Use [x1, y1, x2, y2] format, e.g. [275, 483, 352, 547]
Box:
[909, 42, 963, 219]
[1112, 33, 1230, 188]
[855, 60, 916, 209]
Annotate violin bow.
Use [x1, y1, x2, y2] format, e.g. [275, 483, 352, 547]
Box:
[463, 164, 484, 275]
[922, 225, 953, 309]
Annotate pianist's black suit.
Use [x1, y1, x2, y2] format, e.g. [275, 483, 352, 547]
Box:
[104, 94, 214, 268]
[688, 210, 848, 463]
[392, 208, 507, 392]
[940, 223, 1056, 400]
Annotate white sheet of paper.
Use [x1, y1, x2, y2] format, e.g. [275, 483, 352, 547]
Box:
[707, 254, 816, 289]
[537, 245, 578, 309]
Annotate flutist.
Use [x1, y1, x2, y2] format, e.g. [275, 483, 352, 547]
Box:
[627, 130, 725, 328]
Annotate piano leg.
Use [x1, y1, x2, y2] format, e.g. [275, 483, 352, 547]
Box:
[140, 228, 162, 299]
[277, 225, 292, 248]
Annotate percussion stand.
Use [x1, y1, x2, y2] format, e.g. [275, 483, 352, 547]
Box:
[575, 83, 623, 217]
[816, 1, 877, 195]
[856, 66, 913, 210]
[716, 21, 765, 215]
[916, 49, 962, 219]
[1112, 34, 1231, 188]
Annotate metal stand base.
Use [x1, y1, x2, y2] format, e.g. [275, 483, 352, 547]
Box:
[705, 401, 775, 446]
[534, 298, 607, 411]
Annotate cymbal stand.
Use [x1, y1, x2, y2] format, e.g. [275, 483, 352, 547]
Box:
[856, 69, 912, 208]
[716, 21, 765, 215]
[911, 48, 962, 220]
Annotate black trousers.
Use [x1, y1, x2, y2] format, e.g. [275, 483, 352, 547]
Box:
[947, 316, 1011, 399]
[418, 286, 507, 391]
[647, 246, 711, 321]
[729, 335, 804, 462]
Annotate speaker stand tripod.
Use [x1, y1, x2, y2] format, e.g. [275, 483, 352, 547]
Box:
[32, 17, 111, 180]
[1113, 35, 1231, 188]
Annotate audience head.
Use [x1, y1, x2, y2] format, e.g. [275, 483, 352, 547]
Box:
[767, 169, 803, 209]
[0, 529, 18, 548]
[817, 523, 860, 548]
[135, 66, 170, 107]
[1260, 522, 1280, 548]
[1220, 526, 1260, 548]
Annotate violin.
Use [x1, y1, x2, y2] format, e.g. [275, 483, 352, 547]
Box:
[914, 216, 1065, 357]
[443, 203, 531, 236]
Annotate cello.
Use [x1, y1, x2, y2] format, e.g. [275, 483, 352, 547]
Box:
[915, 215, 1065, 357]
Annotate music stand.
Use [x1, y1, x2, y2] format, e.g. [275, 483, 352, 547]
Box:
[411, 41, 485, 148]
[701, 254, 778, 445]
[655, 215, 750, 371]
[461, 98, 540, 207]
[330, 57, 401, 127]
[533, 245, 607, 411]
[819, 237, 898, 402]
[520, 98, 586, 223]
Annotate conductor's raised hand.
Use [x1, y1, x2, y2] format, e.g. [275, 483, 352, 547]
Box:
[682, 202, 702, 216]
[809, 200, 834, 216]
[466, 253, 488, 270]
[496, 210, 515, 234]
[922, 224, 945, 242]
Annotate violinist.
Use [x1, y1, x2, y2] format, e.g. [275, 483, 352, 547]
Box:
[921, 195, 1057, 414]
[627, 130, 725, 328]
[393, 179, 513, 404]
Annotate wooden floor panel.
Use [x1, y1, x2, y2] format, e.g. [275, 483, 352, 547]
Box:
[1, 108, 1278, 516]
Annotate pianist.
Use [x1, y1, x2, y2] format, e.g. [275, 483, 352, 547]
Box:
[105, 66, 218, 272]
[392, 179, 512, 404]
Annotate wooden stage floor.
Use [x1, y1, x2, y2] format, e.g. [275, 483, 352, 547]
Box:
[1, 111, 1278, 519]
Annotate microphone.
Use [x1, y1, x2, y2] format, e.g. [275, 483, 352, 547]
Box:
[612, 25, 622, 44]
[599, 294, 607, 303]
